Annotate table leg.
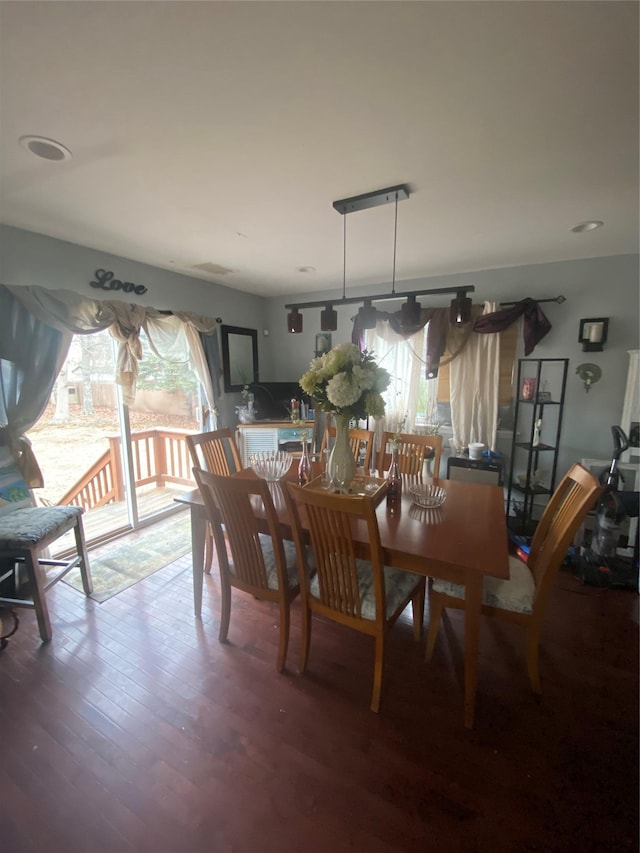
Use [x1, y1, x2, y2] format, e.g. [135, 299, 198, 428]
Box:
[190, 508, 206, 617]
[463, 574, 482, 729]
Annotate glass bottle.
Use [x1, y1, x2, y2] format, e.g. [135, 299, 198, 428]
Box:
[291, 399, 300, 422]
[386, 443, 402, 505]
[298, 432, 311, 485]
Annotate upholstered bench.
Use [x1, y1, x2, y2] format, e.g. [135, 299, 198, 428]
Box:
[0, 505, 93, 642]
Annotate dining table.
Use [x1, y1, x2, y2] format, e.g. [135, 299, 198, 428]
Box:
[174, 464, 510, 728]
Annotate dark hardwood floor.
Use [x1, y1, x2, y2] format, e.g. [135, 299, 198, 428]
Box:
[1, 550, 637, 853]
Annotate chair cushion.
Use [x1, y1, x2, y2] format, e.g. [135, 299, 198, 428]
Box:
[310, 559, 421, 621]
[0, 506, 83, 550]
[228, 534, 309, 591]
[432, 555, 535, 615]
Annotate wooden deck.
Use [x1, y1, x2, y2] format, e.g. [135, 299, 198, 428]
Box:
[50, 482, 193, 556]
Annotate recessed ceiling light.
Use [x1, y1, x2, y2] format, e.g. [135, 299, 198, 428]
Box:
[19, 135, 72, 161]
[297, 266, 316, 273]
[571, 220, 604, 233]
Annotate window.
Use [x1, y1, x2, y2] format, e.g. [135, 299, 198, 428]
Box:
[364, 324, 439, 432]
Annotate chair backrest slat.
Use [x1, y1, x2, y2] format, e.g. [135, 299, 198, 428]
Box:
[320, 427, 375, 470]
[378, 432, 443, 478]
[285, 483, 385, 625]
[194, 469, 286, 592]
[527, 463, 601, 612]
[187, 429, 242, 478]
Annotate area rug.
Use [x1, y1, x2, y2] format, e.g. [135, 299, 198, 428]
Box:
[63, 510, 191, 603]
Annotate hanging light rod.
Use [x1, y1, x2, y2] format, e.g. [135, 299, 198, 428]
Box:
[285, 284, 475, 312]
[286, 182, 475, 333]
[332, 184, 410, 215]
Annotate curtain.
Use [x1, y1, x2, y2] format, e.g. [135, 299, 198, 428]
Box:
[354, 306, 450, 378]
[143, 313, 217, 430]
[4, 285, 219, 405]
[199, 329, 222, 431]
[0, 286, 73, 485]
[450, 302, 500, 452]
[365, 322, 430, 454]
[472, 297, 551, 354]
[1, 283, 221, 481]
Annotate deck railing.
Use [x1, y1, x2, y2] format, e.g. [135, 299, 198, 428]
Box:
[59, 429, 194, 511]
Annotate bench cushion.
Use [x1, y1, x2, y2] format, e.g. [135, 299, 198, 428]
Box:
[0, 506, 83, 550]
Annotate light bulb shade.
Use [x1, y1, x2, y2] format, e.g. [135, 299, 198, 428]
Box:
[449, 295, 472, 325]
[358, 300, 377, 330]
[400, 294, 421, 327]
[287, 309, 303, 333]
[320, 305, 337, 332]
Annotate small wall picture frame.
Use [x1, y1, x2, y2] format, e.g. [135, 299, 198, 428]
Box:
[315, 332, 331, 356]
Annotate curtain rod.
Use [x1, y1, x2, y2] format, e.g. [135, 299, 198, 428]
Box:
[500, 295, 566, 306]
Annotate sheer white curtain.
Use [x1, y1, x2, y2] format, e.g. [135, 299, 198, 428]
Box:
[6, 285, 219, 415]
[365, 322, 429, 453]
[450, 301, 500, 451]
[2, 285, 222, 479]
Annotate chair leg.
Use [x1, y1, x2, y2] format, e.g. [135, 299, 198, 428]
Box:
[73, 516, 93, 596]
[299, 603, 311, 673]
[412, 578, 426, 641]
[370, 632, 384, 713]
[526, 623, 542, 694]
[24, 549, 52, 643]
[218, 578, 231, 642]
[204, 523, 214, 574]
[276, 597, 290, 673]
[425, 589, 445, 662]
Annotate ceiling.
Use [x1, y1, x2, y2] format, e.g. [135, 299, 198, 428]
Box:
[1, 1, 638, 299]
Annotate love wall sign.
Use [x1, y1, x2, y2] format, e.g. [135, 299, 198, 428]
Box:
[90, 269, 148, 295]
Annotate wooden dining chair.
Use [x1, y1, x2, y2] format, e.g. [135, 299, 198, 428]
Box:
[187, 429, 243, 572]
[284, 482, 425, 712]
[320, 426, 375, 470]
[193, 468, 301, 672]
[377, 432, 443, 478]
[425, 463, 601, 693]
[0, 449, 92, 642]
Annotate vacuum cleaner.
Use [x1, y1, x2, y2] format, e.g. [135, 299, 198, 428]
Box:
[579, 426, 639, 589]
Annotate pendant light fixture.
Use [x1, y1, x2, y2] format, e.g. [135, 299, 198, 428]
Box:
[287, 307, 303, 333]
[284, 184, 474, 331]
[449, 290, 472, 325]
[320, 304, 337, 331]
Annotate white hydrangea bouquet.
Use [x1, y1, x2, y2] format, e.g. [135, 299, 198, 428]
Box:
[299, 342, 390, 421]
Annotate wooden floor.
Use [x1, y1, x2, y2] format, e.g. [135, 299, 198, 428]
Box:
[1, 550, 638, 853]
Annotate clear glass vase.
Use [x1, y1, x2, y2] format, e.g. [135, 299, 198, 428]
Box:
[327, 413, 356, 493]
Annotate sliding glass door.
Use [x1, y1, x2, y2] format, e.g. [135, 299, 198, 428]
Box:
[29, 327, 201, 548]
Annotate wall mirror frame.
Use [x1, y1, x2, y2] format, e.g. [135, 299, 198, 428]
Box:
[221, 325, 259, 392]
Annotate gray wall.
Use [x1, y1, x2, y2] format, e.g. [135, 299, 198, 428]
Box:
[0, 224, 270, 426]
[1, 224, 638, 469]
[265, 254, 640, 471]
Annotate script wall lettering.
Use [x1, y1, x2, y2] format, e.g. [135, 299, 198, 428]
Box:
[90, 269, 148, 295]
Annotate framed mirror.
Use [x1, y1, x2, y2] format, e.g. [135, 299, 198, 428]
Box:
[221, 325, 259, 392]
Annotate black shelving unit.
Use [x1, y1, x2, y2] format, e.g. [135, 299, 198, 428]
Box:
[507, 358, 569, 534]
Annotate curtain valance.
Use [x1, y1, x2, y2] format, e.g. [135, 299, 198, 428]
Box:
[4, 285, 219, 406]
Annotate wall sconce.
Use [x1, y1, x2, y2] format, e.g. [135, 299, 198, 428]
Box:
[578, 317, 608, 351]
[576, 363, 602, 393]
